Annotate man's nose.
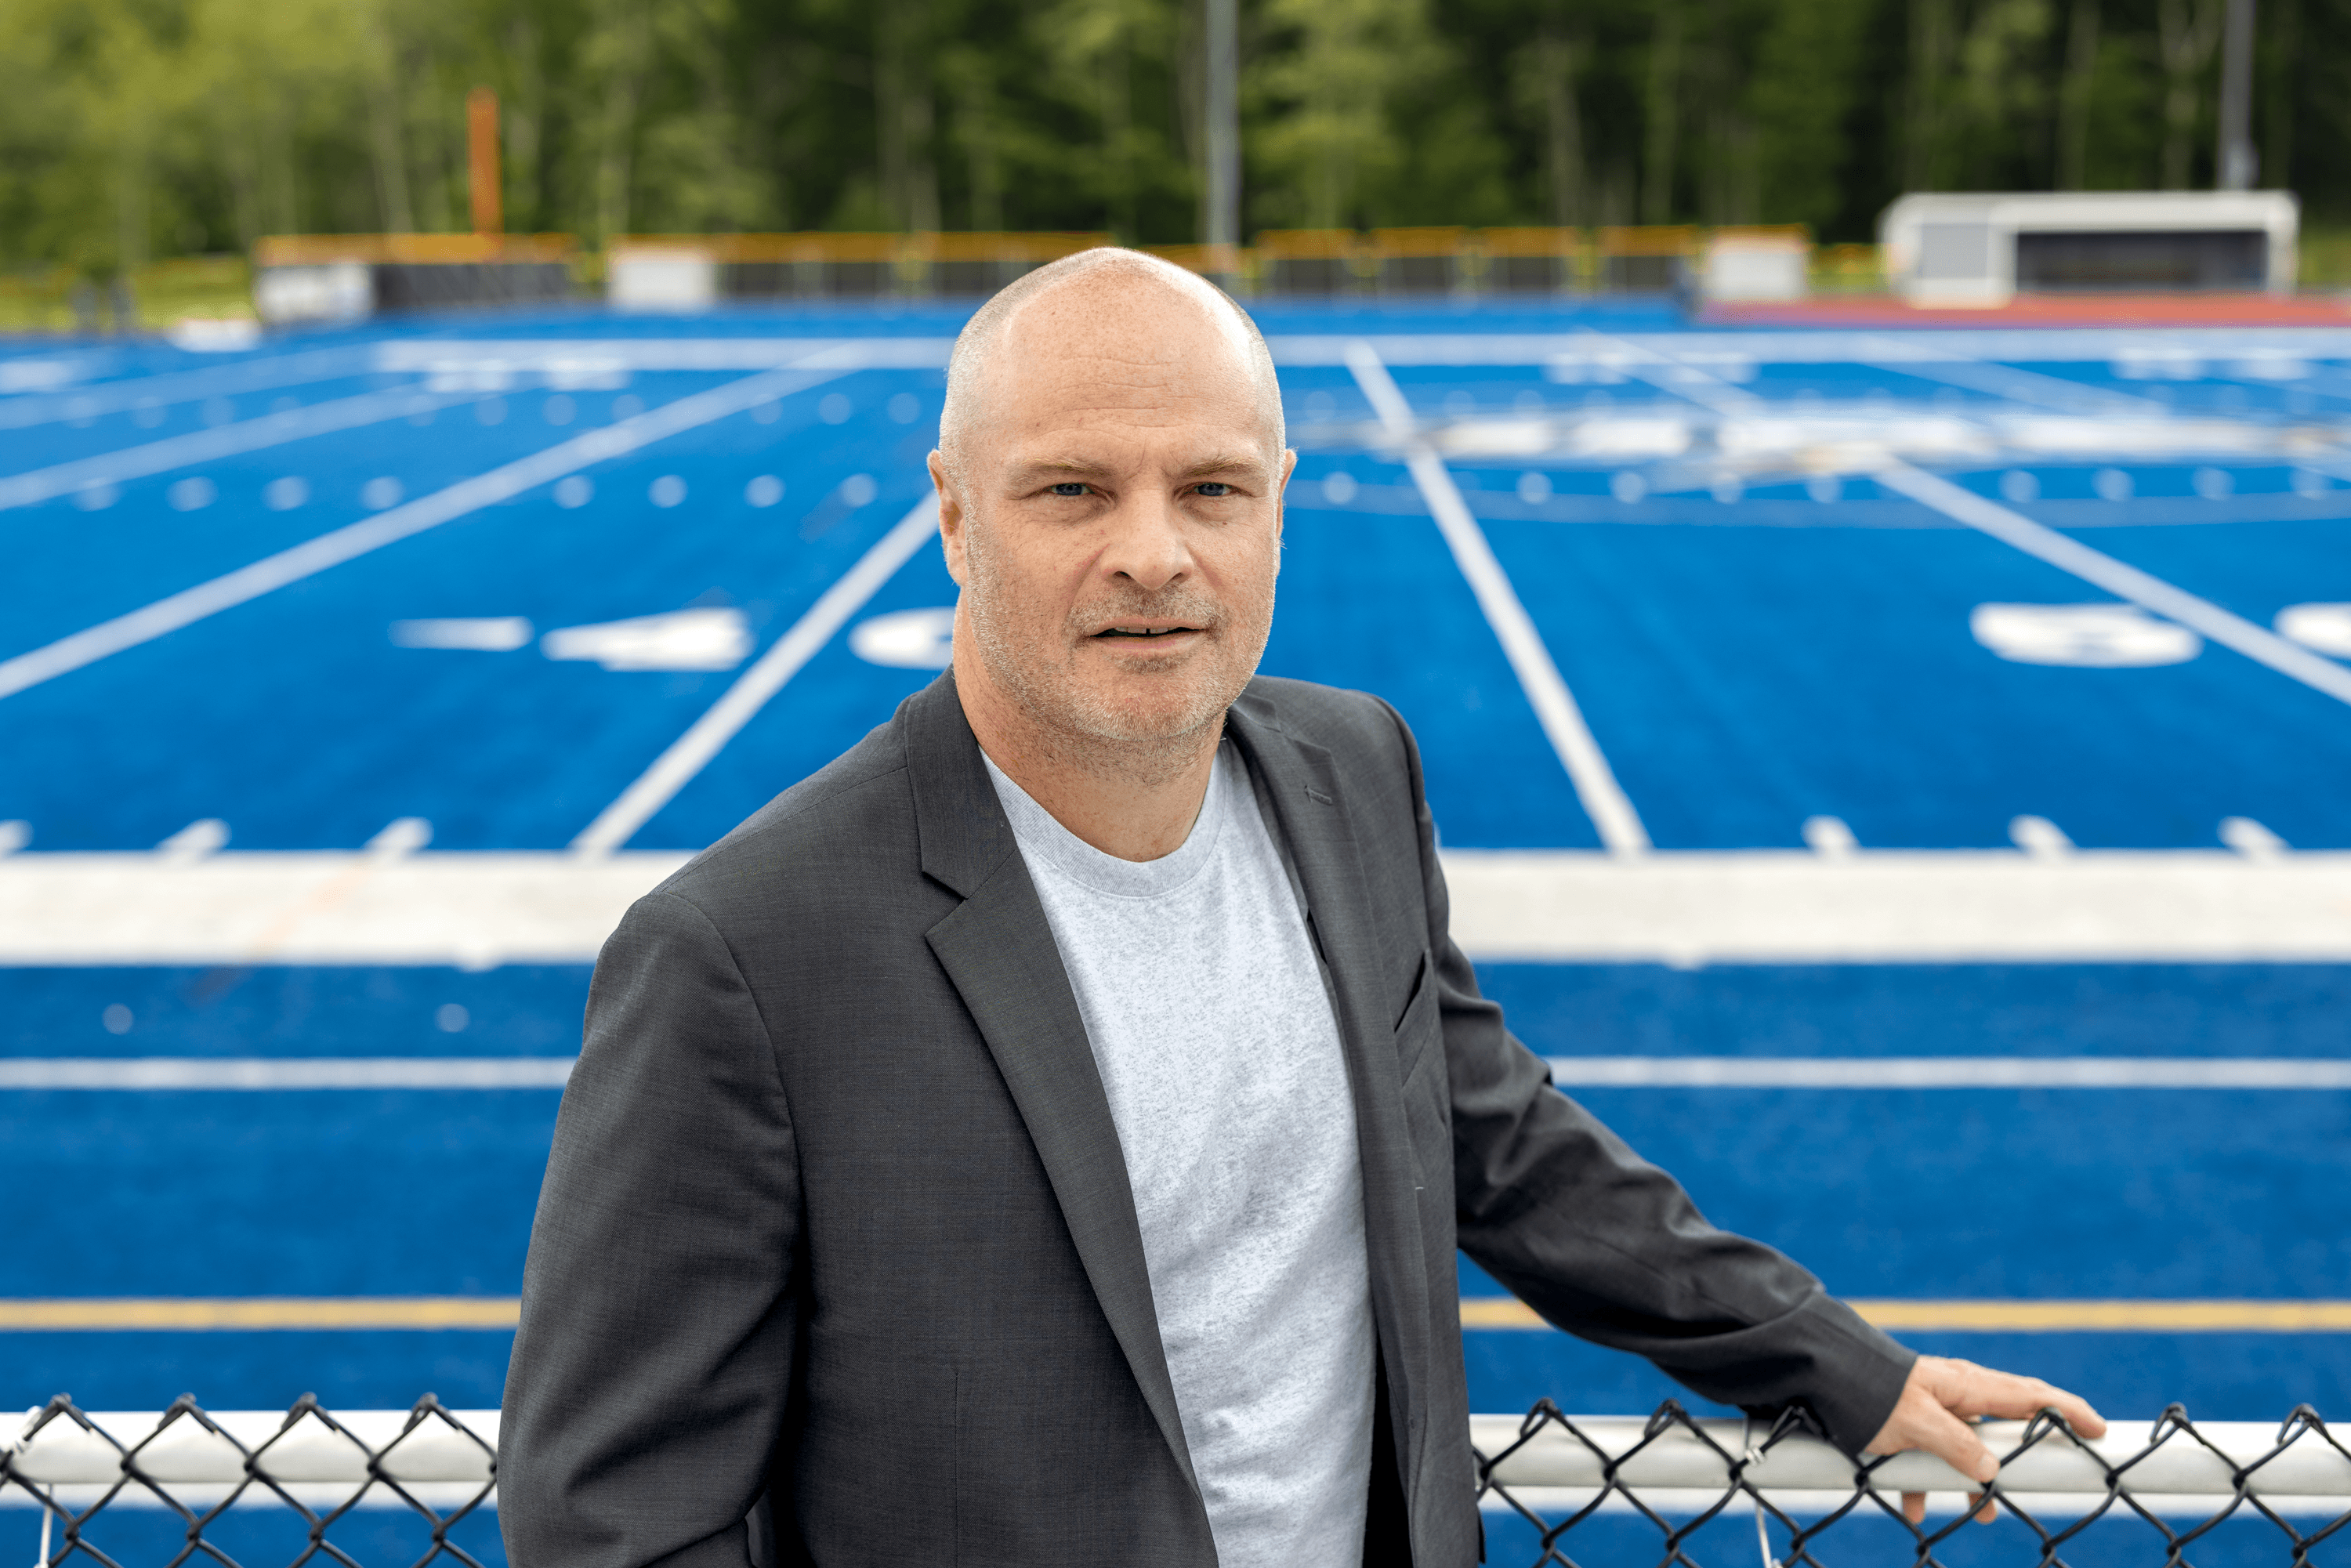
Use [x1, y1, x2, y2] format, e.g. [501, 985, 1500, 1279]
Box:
[1098, 491, 1192, 592]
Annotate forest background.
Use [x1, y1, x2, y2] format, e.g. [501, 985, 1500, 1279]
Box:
[0, 0, 2344, 279]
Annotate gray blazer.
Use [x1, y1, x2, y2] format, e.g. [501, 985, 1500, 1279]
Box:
[502, 672, 1914, 1568]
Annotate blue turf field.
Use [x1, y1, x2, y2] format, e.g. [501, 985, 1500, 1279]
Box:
[5, 298, 2349, 1563]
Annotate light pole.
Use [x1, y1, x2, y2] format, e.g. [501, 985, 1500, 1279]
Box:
[467, 87, 504, 237]
[1204, 0, 1240, 288]
[2215, 0, 2257, 190]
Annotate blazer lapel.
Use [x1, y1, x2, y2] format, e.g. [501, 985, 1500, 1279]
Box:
[904, 675, 1201, 1497]
[1225, 687, 1436, 1461]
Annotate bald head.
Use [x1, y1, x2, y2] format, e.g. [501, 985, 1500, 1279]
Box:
[936, 248, 1284, 488]
[924, 246, 1296, 780]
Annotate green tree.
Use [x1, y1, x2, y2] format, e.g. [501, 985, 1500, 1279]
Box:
[1750, 0, 1876, 228]
[2, 0, 2349, 270]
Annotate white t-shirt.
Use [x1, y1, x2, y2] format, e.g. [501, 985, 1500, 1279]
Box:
[985, 741, 1376, 1567]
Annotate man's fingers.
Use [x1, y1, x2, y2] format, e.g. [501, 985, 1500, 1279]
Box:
[1952, 1369, 2107, 1438]
[1900, 1495, 1994, 1523]
[1900, 1489, 1998, 1527]
[1875, 1356, 2101, 1527]
[2043, 1388, 2107, 1439]
[1916, 1400, 2001, 1486]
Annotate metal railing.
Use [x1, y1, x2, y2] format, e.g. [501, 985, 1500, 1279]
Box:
[8, 1393, 2348, 1565]
[4, 1396, 497, 1566]
[1479, 1400, 2351, 1566]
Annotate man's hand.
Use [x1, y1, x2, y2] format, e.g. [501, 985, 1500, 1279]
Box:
[1866, 1356, 2107, 1526]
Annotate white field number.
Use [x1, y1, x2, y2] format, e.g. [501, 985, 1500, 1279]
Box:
[1970, 603, 2201, 667]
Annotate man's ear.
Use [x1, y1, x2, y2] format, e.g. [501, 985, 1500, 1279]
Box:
[929, 450, 969, 585]
[1274, 448, 1297, 544]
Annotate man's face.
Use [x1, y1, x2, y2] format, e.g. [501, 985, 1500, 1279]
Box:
[935, 282, 1295, 748]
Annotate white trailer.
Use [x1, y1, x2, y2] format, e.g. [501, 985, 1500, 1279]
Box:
[1882, 190, 2298, 306]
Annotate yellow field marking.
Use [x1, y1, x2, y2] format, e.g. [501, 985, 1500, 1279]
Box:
[10, 1295, 2348, 1334]
[1460, 1297, 2351, 1332]
[0, 1298, 521, 1331]
[1849, 1299, 2351, 1332]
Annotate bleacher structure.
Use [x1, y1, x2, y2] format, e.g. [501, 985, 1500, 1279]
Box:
[612, 226, 1646, 304]
[249, 235, 575, 325]
[605, 230, 1116, 308]
[248, 225, 1821, 322]
[241, 201, 2318, 323]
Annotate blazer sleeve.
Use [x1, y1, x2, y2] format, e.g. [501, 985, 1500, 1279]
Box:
[1382, 703, 1917, 1456]
[501, 890, 802, 1568]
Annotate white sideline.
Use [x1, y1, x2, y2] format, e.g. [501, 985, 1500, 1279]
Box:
[1545, 1056, 2351, 1089]
[0, 850, 691, 967]
[571, 494, 942, 856]
[0, 353, 871, 703]
[7, 1056, 2346, 1092]
[6, 1410, 2346, 1514]
[9, 847, 2351, 965]
[1262, 325, 2351, 368]
[1345, 342, 1652, 856]
[335, 325, 2351, 375]
[1442, 847, 2351, 961]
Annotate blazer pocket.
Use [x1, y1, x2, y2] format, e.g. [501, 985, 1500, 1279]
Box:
[1395, 968, 1452, 1193]
[1391, 951, 1440, 1083]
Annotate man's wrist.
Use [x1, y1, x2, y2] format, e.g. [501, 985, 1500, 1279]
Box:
[1795, 1295, 1921, 1456]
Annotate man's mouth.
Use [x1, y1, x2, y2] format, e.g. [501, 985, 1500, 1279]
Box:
[1093, 625, 1200, 639]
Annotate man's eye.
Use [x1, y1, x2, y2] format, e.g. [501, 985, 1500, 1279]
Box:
[1197, 482, 1233, 497]
[1049, 482, 1089, 497]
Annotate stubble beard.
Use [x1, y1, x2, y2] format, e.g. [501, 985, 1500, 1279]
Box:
[962, 526, 1270, 787]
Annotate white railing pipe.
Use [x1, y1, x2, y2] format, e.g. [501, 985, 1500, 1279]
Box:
[6, 1408, 499, 1488]
[1472, 1414, 2351, 1498]
[10, 1410, 2348, 1502]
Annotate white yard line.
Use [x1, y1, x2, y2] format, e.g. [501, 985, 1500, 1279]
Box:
[1559, 330, 1761, 415]
[374, 338, 959, 374]
[0, 384, 483, 511]
[1876, 462, 2351, 711]
[0, 1058, 574, 1090]
[0, 360, 853, 703]
[571, 494, 944, 856]
[0, 346, 370, 430]
[1344, 341, 1651, 856]
[1852, 336, 2167, 415]
[1546, 1056, 2351, 1089]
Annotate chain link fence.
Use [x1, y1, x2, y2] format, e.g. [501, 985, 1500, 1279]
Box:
[1476, 1400, 2351, 1567]
[8, 1392, 2351, 1566]
[3, 1394, 498, 1567]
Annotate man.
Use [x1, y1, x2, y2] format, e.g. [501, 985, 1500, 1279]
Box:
[502, 249, 2102, 1567]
